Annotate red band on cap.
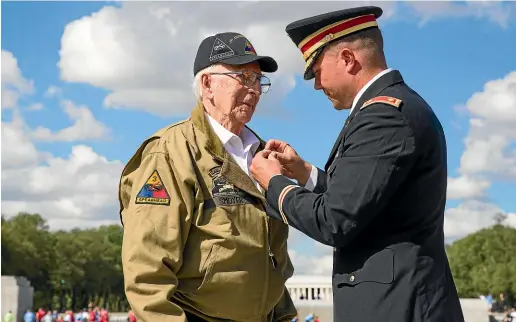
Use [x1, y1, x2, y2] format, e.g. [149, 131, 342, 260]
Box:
[300, 14, 376, 55]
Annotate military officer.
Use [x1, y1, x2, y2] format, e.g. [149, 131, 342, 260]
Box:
[250, 6, 465, 322]
[119, 32, 297, 322]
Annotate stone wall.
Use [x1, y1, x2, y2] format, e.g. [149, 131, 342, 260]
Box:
[1, 276, 34, 322]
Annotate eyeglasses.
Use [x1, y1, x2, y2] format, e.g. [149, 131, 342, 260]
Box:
[209, 70, 271, 93]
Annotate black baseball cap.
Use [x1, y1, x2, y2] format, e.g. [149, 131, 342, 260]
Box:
[193, 32, 278, 75]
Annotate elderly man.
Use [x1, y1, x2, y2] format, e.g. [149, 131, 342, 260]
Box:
[119, 32, 297, 322]
[250, 6, 464, 322]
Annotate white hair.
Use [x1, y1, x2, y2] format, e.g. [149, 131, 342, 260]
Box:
[192, 64, 220, 100]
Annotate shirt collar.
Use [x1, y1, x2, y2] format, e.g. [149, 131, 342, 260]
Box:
[205, 112, 260, 153]
[350, 68, 393, 113]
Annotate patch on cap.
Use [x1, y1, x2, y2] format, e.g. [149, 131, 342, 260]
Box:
[244, 40, 257, 55]
[209, 38, 235, 61]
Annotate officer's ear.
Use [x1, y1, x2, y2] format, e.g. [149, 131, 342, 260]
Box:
[336, 47, 358, 74]
[201, 73, 214, 100]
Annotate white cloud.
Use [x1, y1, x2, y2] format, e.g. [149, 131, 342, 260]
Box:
[1, 50, 34, 109]
[448, 70, 516, 204]
[1, 51, 122, 230]
[447, 175, 491, 199]
[44, 85, 63, 98]
[466, 71, 516, 122]
[445, 200, 516, 242]
[57, 1, 514, 117]
[27, 103, 44, 111]
[31, 99, 111, 142]
[1, 110, 44, 170]
[288, 248, 333, 276]
[1, 142, 124, 231]
[406, 1, 515, 28]
[446, 71, 516, 240]
[57, 2, 399, 116]
[458, 71, 516, 179]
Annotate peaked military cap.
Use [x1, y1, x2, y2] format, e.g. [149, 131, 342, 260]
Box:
[285, 6, 383, 80]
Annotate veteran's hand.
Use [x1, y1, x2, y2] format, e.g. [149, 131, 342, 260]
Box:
[250, 150, 283, 190]
[265, 139, 312, 185]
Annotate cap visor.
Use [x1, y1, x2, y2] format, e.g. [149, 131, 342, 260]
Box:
[303, 48, 323, 80]
[220, 54, 278, 73]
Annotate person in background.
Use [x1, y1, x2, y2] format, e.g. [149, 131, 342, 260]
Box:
[3, 311, 14, 322]
[127, 311, 136, 322]
[41, 312, 52, 322]
[88, 308, 95, 322]
[36, 308, 45, 322]
[24, 309, 35, 322]
[99, 308, 108, 322]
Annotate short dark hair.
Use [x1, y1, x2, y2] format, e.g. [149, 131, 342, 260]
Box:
[329, 28, 386, 66]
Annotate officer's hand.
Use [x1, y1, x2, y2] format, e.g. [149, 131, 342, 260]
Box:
[250, 150, 283, 190]
[265, 139, 312, 186]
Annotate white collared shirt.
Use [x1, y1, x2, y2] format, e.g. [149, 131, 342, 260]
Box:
[304, 68, 394, 191]
[206, 113, 262, 190]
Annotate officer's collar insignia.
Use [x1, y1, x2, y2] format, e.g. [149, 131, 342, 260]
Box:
[361, 96, 402, 110]
[298, 14, 378, 64]
[244, 40, 257, 55]
[208, 166, 254, 206]
[209, 37, 235, 62]
[135, 170, 170, 205]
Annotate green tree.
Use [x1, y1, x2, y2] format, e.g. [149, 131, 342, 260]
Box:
[447, 224, 516, 299]
[1, 212, 129, 311]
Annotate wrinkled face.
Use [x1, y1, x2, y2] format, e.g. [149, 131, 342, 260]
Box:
[312, 45, 357, 110]
[202, 62, 263, 125]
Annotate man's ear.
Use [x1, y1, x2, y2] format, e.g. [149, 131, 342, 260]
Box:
[338, 48, 357, 73]
[201, 73, 214, 99]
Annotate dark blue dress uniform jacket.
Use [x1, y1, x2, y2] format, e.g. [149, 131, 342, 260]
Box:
[265, 70, 465, 322]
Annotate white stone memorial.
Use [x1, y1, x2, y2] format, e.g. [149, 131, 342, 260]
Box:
[285, 275, 491, 322]
[1, 276, 34, 322]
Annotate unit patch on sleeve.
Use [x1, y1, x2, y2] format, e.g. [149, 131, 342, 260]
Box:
[208, 166, 254, 206]
[361, 96, 403, 110]
[135, 170, 171, 205]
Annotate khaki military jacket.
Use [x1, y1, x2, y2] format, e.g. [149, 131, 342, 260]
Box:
[119, 102, 297, 322]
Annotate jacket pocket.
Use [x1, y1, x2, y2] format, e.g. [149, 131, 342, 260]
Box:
[333, 248, 394, 287]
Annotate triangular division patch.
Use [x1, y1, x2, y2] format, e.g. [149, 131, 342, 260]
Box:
[135, 170, 170, 205]
[244, 40, 256, 55]
[209, 37, 234, 61]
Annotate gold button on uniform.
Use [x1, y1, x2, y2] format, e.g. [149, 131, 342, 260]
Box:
[350, 275, 355, 282]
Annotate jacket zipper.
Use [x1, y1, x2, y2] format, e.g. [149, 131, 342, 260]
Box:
[266, 217, 277, 269]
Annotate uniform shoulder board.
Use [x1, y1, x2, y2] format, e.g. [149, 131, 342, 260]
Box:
[361, 96, 402, 110]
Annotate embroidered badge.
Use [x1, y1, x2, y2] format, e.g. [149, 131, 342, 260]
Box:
[361, 96, 403, 110]
[244, 40, 257, 55]
[208, 166, 253, 206]
[135, 170, 170, 205]
[209, 38, 235, 61]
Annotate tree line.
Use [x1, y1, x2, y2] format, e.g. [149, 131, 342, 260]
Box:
[2, 212, 515, 311]
[1, 213, 128, 312]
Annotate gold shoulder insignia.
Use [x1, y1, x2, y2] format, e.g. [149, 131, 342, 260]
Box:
[361, 96, 402, 110]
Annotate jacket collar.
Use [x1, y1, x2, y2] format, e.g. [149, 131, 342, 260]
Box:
[190, 101, 267, 202]
[191, 100, 266, 158]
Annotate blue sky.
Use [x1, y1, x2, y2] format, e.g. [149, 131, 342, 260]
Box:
[2, 1, 516, 274]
